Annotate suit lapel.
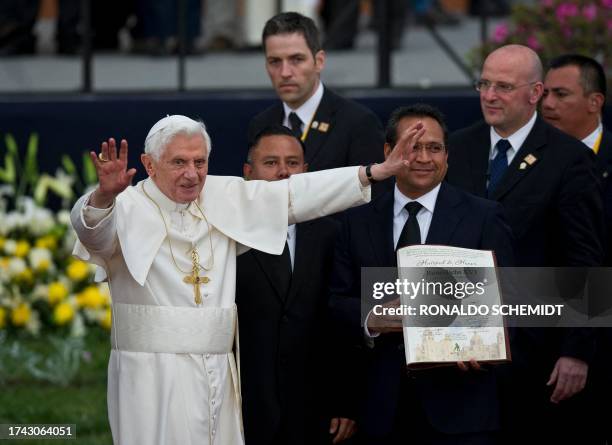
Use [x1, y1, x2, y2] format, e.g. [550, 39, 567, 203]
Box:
[467, 124, 491, 197]
[251, 248, 289, 304]
[491, 117, 547, 201]
[368, 191, 396, 266]
[303, 88, 336, 166]
[426, 183, 466, 245]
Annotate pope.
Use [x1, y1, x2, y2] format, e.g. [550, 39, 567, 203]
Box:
[71, 114, 424, 445]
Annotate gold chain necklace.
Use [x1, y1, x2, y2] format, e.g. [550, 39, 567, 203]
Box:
[141, 181, 214, 305]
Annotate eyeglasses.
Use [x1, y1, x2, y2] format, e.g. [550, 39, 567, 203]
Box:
[474, 80, 537, 94]
[411, 142, 446, 154]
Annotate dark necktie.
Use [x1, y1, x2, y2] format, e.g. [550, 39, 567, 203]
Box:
[270, 241, 292, 300]
[396, 201, 423, 250]
[288, 112, 303, 139]
[488, 139, 511, 197]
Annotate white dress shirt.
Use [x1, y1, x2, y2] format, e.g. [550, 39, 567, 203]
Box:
[489, 111, 538, 166]
[287, 223, 296, 270]
[392, 183, 441, 248]
[282, 81, 324, 136]
[582, 122, 603, 151]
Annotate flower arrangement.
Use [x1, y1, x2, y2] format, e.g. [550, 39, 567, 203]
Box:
[470, 0, 611, 87]
[0, 133, 106, 338]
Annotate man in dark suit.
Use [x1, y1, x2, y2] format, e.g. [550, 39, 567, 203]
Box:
[248, 12, 386, 191]
[542, 54, 611, 264]
[446, 45, 605, 443]
[542, 54, 612, 445]
[236, 125, 355, 445]
[330, 104, 514, 445]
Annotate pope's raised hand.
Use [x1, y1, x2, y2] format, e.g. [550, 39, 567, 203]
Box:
[89, 138, 137, 208]
[383, 121, 426, 175]
[359, 122, 426, 185]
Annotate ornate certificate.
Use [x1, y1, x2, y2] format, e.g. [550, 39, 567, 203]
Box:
[396, 245, 510, 367]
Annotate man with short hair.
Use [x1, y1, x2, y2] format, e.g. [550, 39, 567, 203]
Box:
[542, 54, 611, 263]
[446, 45, 605, 443]
[543, 54, 612, 445]
[237, 125, 355, 445]
[71, 114, 419, 445]
[249, 12, 385, 186]
[330, 104, 514, 445]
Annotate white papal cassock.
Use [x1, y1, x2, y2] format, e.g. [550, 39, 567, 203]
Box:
[71, 167, 370, 445]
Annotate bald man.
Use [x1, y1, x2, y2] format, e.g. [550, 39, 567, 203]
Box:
[446, 45, 604, 444]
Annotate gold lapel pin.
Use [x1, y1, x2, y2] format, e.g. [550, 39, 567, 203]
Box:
[319, 122, 329, 132]
[524, 154, 537, 165]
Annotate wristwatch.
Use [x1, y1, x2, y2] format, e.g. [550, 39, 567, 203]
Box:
[365, 163, 378, 184]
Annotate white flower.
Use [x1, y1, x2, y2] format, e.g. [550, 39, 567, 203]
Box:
[29, 207, 55, 236]
[1, 212, 27, 235]
[3, 239, 17, 254]
[70, 312, 86, 338]
[7, 257, 26, 276]
[57, 210, 71, 226]
[25, 309, 41, 336]
[28, 247, 52, 270]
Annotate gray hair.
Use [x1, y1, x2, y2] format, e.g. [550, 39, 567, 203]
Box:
[144, 115, 212, 161]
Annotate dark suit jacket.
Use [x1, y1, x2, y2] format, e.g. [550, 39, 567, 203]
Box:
[248, 86, 387, 193]
[446, 116, 604, 378]
[329, 182, 514, 437]
[596, 128, 612, 265]
[236, 218, 343, 445]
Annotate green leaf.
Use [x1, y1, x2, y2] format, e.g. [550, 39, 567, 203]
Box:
[83, 153, 97, 185]
[24, 133, 39, 185]
[61, 155, 77, 175]
[4, 133, 18, 156]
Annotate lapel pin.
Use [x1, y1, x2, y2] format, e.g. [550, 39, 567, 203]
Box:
[519, 162, 527, 170]
[311, 121, 319, 129]
[603, 171, 609, 179]
[524, 154, 537, 165]
[319, 122, 329, 133]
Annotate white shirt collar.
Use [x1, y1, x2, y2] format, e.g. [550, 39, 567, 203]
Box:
[143, 177, 202, 218]
[582, 122, 603, 151]
[489, 111, 538, 160]
[282, 81, 324, 130]
[393, 183, 441, 217]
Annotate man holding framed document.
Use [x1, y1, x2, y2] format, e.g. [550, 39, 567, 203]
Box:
[329, 104, 514, 444]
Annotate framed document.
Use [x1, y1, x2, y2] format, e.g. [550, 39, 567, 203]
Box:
[396, 245, 511, 368]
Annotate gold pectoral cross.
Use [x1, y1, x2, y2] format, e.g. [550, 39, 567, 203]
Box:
[184, 248, 210, 305]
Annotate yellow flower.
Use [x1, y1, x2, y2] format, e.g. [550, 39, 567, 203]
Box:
[35, 235, 57, 250]
[16, 268, 34, 284]
[48, 282, 69, 304]
[35, 259, 50, 271]
[14, 240, 31, 258]
[67, 260, 89, 282]
[11, 303, 31, 326]
[0, 257, 9, 269]
[76, 286, 105, 308]
[0, 307, 6, 329]
[53, 302, 74, 325]
[100, 308, 112, 330]
[0, 237, 5, 250]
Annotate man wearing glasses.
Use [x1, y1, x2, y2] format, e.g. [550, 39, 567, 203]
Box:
[446, 44, 604, 444]
[330, 104, 514, 445]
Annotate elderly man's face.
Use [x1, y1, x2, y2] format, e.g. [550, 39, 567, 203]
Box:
[141, 133, 208, 203]
[479, 50, 542, 137]
[264, 32, 325, 109]
[244, 134, 307, 181]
